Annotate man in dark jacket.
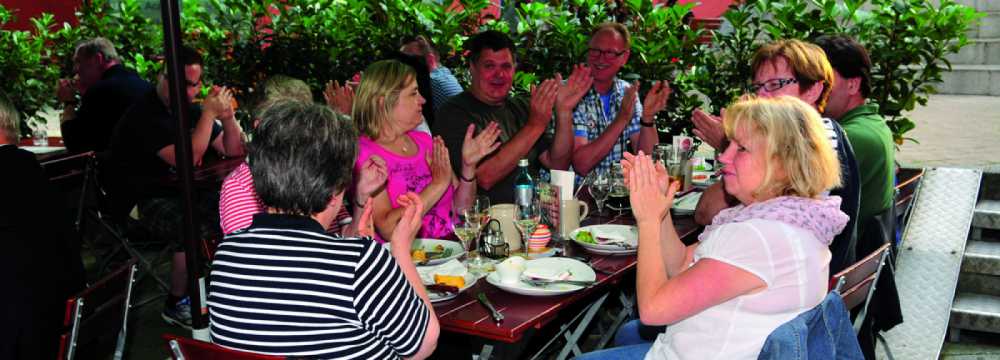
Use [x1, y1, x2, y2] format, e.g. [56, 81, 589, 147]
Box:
[57, 37, 153, 153]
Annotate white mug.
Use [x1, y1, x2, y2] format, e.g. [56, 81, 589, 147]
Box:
[559, 199, 589, 239]
[488, 204, 522, 252]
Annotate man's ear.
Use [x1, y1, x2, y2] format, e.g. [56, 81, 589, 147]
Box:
[845, 77, 862, 96]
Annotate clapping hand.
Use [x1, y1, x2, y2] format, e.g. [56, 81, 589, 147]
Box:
[556, 64, 594, 113]
[324, 80, 355, 115]
[624, 152, 678, 223]
[57, 78, 78, 103]
[354, 198, 376, 238]
[428, 136, 454, 185]
[642, 80, 671, 121]
[692, 108, 725, 149]
[204, 86, 236, 121]
[392, 192, 425, 250]
[355, 155, 388, 205]
[529, 78, 560, 126]
[461, 122, 502, 168]
[619, 81, 640, 122]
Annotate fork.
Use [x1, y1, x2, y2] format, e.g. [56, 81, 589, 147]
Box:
[521, 277, 595, 287]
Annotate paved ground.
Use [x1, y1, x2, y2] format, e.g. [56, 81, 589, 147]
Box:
[897, 95, 1000, 169]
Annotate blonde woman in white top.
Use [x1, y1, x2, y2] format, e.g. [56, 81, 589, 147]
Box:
[578, 96, 848, 359]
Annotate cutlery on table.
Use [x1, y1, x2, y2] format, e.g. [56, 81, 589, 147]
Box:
[477, 292, 504, 324]
[520, 276, 596, 287]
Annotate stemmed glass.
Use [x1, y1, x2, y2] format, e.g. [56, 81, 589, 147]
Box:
[514, 199, 541, 256]
[452, 207, 481, 254]
[472, 195, 490, 227]
[587, 170, 610, 216]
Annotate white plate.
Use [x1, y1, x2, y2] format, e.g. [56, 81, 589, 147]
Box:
[672, 191, 702, 215]
[485, 257, 596, 296]
[426, 272, 478, 303]
[411, 238, 465, 266]
[570, 225, 638, 256]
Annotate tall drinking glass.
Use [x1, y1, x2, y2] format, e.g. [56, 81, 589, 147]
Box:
[514, 200, 541, 256]
[608, 163, 628, 214]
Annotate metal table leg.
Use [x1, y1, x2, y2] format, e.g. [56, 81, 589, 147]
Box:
[529, 292, 610, 360]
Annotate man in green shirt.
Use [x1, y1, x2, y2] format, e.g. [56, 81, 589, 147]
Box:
[816, 35, 896, 244]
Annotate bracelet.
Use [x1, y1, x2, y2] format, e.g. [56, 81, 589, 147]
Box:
[640, 120, 656, 127]
[459, 173, 477, 182]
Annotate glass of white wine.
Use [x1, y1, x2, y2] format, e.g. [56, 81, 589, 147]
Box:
[515, 200, 541, 256]
[453, 207, 488, 276]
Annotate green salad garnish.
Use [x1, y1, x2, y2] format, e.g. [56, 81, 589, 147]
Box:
[575, 230, 596, 244]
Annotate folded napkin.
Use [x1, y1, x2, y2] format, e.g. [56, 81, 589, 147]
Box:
[521, 267, 572, 281]
[417, 259, 468, 285]
[673, 191, 702, 211]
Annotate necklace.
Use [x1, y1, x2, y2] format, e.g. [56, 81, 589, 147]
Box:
[380, 135, 410, 154]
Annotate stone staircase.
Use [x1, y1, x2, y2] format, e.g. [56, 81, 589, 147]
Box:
[939, 0, 1000, 95]
[949, 168, 1000, 342]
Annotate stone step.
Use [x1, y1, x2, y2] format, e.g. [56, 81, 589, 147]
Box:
[961, 240, 1000, 275]
[950, 292, 1000, 335]
[958, 272, 1000, 297]
[937, 65, 1000, 95]
[973, 200, 1000, 230]
[946, 38, 1000, 65]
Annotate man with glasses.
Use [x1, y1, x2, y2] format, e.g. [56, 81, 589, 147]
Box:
[564, 22, 670, 180]
[693, 39, 861, 274]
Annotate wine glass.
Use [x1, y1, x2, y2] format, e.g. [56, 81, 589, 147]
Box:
[587, 170, 610, 215]
[452, 207, 481, 253]
[472, 195, 491, 227]
[514, 200, 541, 256]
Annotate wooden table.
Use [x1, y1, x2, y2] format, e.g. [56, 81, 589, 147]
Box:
[433, 207, 702, 358]
[158, 155, 245, 190]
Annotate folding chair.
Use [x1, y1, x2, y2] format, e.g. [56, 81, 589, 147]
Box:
[43, 152, 172, 302]
[163, 334, 286, 360]
[829, 242, 892, 329]
[57, 258, 138, 360]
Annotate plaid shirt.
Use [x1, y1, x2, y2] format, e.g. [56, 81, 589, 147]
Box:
[572, 78, 643, 181]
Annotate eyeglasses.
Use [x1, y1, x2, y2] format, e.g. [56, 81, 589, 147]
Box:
[588, 48, 627, 59]
[748, 78, 798, 93]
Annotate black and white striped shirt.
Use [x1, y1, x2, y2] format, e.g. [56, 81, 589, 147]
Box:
[209, 213, 429, 359]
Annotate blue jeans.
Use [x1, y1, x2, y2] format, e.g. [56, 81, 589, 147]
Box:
[575, 320, 656, 359]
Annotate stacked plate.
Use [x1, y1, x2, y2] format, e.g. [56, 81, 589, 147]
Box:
[485, 257, 596, 296]
[570, 224, 638, 255]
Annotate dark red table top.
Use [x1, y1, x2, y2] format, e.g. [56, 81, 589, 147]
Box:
[433, 209, 701, 343]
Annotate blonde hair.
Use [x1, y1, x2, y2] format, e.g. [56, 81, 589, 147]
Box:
[254, 75, 313, 116]
[751, 39, 834, 113]
[723, 96, 841, 199]
[351, 60, 416, 139]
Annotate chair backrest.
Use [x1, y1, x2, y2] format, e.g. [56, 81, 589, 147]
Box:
[41, 151, 95, 183]
[57, 258, 138, 360]
[829, 242, 891, 307]
[163, 334, 286, 360]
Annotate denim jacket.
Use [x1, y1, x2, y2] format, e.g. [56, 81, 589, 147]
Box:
[758, 291, 864, 360]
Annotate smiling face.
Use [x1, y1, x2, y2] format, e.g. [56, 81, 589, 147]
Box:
[389, 76, 426, 133]
[469, 48, 515, 106]
[587, 30, 629, 86]
[718, 125, 775, 205]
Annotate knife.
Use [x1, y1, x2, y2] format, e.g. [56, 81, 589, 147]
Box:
[476, 292, 504, 324]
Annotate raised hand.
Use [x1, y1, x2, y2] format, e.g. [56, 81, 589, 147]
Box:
[692, 108, 725, 149]
[623, 152, 671, 195]
[324, 80, 355, 115]
[556, 64, 594, 113]
[461, 122, 502, 168]
[428, 136, 455, 185]
[355, 198, 376, 238]
[626, 152, 678, 223]
[528, 78, 560, 126]
[204, 86, 236, 121]
[356, 155, 388, 204]
[619, 80, 640, 123]
[392, 192, 425, 248]
[642, 80, 671, 121]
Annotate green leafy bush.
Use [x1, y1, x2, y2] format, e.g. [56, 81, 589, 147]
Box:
[0, 0, 981, 145]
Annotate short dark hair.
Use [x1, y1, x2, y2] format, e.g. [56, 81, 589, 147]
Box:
[814, 35, 872, 98]
[248, 101, 357, 216]
[159, 45, 204, 78]
[465, 30, 516, 64]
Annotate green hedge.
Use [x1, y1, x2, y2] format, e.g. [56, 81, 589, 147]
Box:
[0, 0, 981, 144]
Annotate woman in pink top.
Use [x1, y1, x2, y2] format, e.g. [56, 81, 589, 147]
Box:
[353, 60, 500, 241]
